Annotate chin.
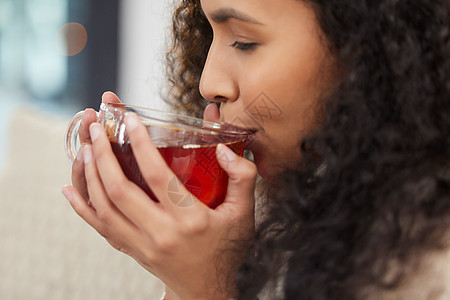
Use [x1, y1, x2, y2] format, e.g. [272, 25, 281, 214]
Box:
[252, 154, 273, 180]
[248, 135, 284, 180]
[252, 150, 291, 181]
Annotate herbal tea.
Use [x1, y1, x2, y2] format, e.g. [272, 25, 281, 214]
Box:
[110, 139, 245, 208]
[65, 103, 253, 208]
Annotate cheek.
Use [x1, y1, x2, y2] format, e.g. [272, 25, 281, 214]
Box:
[242, 41, 327, 110]
[239, 46, 329, 173]
[240, 54, 322, 137]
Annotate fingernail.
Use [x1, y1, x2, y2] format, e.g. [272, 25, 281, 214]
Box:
[217, 143, 236, 163]
[83, 144, 93, 164]
[62, 186, 73, 202]
[89, 123, 102, 141]
[124, 113, 139, 131]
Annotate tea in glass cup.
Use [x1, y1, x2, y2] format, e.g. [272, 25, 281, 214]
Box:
[65, 103, 254, 208]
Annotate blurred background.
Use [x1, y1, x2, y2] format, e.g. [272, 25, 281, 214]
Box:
[0, 0, 171, 169]
[0, 0, 174, 298]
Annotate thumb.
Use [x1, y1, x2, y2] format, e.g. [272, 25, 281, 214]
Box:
[204, 103, 220, 122]
[216, 144, 257, 209]
[102, 91, 122, 104]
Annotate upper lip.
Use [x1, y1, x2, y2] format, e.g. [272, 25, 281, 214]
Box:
[221, 115, 262, 132]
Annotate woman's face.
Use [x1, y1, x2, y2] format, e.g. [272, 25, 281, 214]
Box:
[199, 0, 337, 178]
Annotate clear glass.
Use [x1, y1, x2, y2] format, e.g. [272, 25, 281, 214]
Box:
[65, 103, 254, 208]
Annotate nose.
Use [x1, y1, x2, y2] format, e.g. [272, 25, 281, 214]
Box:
[199, 41, 239, 103]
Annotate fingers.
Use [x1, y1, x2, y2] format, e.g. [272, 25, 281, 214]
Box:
[82, 143, 135, 228]
[88, 123, 164, 229]
[71, 148, 89, 201]
[63, 180, 148, 255]
[79, 90, 121, 145]
[124, 113, 212, 237]
[216, 144, 257, 211]
[123, 113, 191, 210]
[71, 108, 97, 202]
[62, 184, 104, 232]
[82, 143, 159, 247]
[203, 103, 220, 122]
[79, 108, 97, 144]
[79, 91, 121, 144]
[102, 91, 121, 104]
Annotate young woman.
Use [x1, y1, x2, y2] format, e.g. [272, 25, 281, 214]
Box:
[63, 0, 450, 299]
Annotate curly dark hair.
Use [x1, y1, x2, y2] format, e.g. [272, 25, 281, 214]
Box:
[166, 0, 450, 299]
[166, 0, 211, 117]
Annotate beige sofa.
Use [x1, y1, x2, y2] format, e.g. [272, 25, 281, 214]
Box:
[0, 107, 164, 299]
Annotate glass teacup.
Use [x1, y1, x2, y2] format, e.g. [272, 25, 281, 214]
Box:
[65, 103, 253, 208]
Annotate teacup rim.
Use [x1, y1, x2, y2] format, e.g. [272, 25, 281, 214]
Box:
[101, 102, 253, 137]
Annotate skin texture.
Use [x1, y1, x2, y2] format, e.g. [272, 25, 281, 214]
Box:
[199, 0, 336, 178]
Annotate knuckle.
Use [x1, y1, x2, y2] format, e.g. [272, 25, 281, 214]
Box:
[141, 248, 159, 266]
[154, 234, 176, 252]
[181, 214, 209, 235]
[143, 171, 168, 188]
[96, 209, 113, 224]
[107, 178, 128, 200]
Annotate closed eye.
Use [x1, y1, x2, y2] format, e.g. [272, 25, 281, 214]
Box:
[230, 41, 258, 51]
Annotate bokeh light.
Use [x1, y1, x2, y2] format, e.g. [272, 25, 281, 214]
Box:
[56, 22, 88, 56]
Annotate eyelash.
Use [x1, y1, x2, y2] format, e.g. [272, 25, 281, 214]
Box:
[230, 41, 258, 51]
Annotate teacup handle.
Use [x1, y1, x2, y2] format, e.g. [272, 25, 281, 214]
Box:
[65, 110, 100, 165]
[64, 111, 84, 164]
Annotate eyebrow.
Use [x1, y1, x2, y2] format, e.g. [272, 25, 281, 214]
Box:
[209, 8, 264, 25]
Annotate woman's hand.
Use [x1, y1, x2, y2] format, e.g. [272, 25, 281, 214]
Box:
[71, 91, 121, 201]
[62, 112, 257, 299]
[203, 102, 220, 123]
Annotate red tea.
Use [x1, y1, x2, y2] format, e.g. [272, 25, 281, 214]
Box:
[110, 140, 245, 208]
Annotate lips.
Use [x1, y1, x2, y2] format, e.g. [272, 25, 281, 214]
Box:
[220, 122, 258, 149]
[221, 122, 257, 134]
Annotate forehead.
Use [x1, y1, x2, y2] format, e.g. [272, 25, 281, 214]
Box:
[200, 0, 304, 22]
[200, 0, 322, 43]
